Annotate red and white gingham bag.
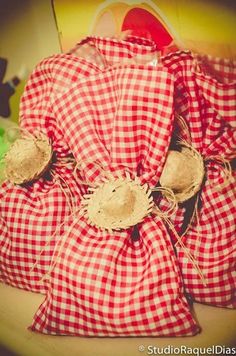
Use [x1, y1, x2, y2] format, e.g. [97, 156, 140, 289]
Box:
[0, 46, 103, 292]
[30, 44, 199, 336]
[161, 51, 236, 307]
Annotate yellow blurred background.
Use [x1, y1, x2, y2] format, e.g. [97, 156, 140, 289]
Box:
[0, 0, 235, 125]
[53, 0, 236, 57]
[0, 0, 60, 123]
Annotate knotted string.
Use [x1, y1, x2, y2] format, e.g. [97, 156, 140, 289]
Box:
[167, 217, 207, 285]
[6, 128, 225, 287]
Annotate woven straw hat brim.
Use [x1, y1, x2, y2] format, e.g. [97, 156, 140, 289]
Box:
[82, 176, 154, 231]
[4, 134, 52, 185]
[160, 146, 204, 203]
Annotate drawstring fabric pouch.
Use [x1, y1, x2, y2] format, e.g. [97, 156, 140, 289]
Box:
[30, 48, 199, 336]
[159, 51, 236, 307]
[0, 38, 103, 292]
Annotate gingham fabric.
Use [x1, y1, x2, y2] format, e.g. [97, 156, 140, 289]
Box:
[52, 65, 175, 186]
[31, 216, 198, 336]
[70, 35, 158, 67]
[31, 54, 199, 336]
[161, 51, 236, 307]
[0, 46, 102, 292]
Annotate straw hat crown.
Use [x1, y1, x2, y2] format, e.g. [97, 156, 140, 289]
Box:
[160, 144, 204, 202]
[82, 174, 154, 231]
[4, 133, 52, 184]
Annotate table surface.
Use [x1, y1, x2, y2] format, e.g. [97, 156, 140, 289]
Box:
[0, 283, 235, 356]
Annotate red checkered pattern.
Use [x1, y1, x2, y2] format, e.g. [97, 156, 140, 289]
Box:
[53, 64, 174, 187]
[70, 35, 158, 67]
[178, 174, 236, 307]
[194, 54, 236, 84]
[0, 50, 99, 292]
[194, 55, 236, 126]
[2, 35, 234, 335]
[31, 217, 198, 336]
[0, 171, 79, 293]
[31, 41, 199, 336]
[0, 37, 198, 336]
[161, 51, 236, 307]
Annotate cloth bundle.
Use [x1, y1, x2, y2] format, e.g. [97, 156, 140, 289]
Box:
[0, 50, 99, 292]
[161, 51, 236, 307]
[30, 59, 200, 336]
[0, 35, 235, 336]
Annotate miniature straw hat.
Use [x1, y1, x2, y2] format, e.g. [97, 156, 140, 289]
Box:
[81, 174, 154, 231]
[4, 132, 52, 184]
[160, 143, 204, 203]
